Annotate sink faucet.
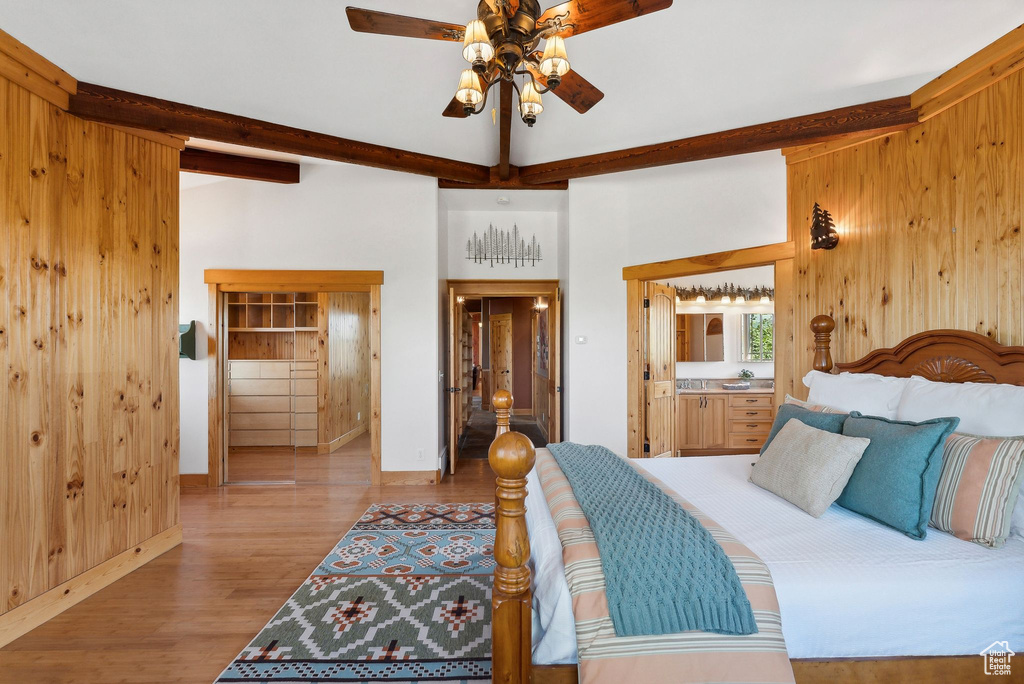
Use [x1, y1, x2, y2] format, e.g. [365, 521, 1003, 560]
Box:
[700, 378, 708, 390]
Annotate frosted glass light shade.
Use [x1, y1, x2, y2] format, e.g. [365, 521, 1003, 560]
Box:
[519, 80, 544, 116]
[455, 69, 484, 106]
[463, 20, 494, 65]
[539, 36, 570, 78]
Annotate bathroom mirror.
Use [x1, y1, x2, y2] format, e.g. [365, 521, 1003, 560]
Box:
[676, 313, 725, 362]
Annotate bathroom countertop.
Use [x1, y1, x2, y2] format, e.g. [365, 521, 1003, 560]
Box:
[675, 387, 774, 395]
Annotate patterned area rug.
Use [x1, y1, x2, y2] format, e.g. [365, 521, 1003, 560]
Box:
[215, 503, 495, 683]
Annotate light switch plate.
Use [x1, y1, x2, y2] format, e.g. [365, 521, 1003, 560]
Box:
[575, 336, 588, 344]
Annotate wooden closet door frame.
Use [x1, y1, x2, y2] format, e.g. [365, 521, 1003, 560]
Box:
[205, 270, 384, 486]
[622, 243, 796, 459]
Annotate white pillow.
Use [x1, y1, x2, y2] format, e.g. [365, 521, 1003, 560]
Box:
[802, 370, 909, 419]
[896, 375, 1024, 437]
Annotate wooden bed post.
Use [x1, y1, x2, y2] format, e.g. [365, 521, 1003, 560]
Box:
[489, 391, 535, 684]
[811, 315, 835, 372]
[494, 389, 512, 438]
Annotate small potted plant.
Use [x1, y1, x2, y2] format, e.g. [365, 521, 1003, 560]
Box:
[724, 369, 754, 391]
[738, 369, 754, 381]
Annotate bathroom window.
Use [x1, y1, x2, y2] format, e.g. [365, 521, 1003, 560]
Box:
[742, 313, 774, 362]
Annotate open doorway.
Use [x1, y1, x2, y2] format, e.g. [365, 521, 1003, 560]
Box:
[206, 270, 383, 486]
[622, 243, 793, 460]
[446, 280, 561, 474]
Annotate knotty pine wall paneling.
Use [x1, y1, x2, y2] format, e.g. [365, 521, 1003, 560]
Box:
[1, 71, 180, 626]
[316, 292, 370, 450]
[784, 69, 1024, 397]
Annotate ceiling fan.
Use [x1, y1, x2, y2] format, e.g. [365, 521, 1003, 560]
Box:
[346, 0, 673, 127]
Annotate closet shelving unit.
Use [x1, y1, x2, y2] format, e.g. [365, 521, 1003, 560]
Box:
[226, 292, 321, 450]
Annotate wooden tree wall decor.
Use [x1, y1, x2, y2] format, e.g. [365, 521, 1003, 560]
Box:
[466, 223, 543, 267]
[810, 202, 840, 250]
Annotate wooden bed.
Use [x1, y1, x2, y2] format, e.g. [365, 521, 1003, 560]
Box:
[486, 314, 1024, 684]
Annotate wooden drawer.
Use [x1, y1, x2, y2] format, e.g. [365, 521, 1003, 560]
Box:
[259, 362, 291, 379]
[231, 412, 290, 430]
[229, 378, 290, 396]
[729, 433, 768, 449]
[292, 361, 318, 371]
[729, 406, 774, 420]
[294, 413, 317, 431]
[293, 395, 317, 413]
[293, 429, 317, 447]
[729, 420, 772, 434]
[229, 395, 291, 413]
[292, 379, 317, 396]
[228, 361, 261, 378]
[291, 369, 317, 379]
[230, 429, 291, 447]
[728, 394, 774, 409]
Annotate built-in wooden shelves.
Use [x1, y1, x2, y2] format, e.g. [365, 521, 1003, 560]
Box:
[227, 292, 319, 332]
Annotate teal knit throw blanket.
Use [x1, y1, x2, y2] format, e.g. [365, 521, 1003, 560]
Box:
[546, 442, 757, 637]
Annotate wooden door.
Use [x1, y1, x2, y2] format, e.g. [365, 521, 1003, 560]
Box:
[702, 395, 729, 449]
[645, 282, 676, 457]
[548, 289, 561, 442]
[675, 395, 703, 451]
[490, 313, 513, 396]
[448, 288, 461, 475]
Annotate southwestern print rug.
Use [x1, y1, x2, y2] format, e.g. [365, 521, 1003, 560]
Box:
[215, 503, 495, 683]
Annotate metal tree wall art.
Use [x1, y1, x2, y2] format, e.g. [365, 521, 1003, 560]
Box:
[465, 223, 543, 267]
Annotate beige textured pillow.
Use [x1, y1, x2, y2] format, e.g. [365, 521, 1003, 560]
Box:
[751, 419, 870, 517]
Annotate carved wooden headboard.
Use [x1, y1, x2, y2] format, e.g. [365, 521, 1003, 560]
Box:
[810, 314, 1024, 386]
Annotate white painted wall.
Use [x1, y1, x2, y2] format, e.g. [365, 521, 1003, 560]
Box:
[437, 194, 450, 477]
[564, 151, 787, 455]
[178, 164, 440, 475]
[446, 210, 559, 280]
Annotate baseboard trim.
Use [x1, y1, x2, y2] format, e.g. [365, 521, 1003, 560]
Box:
[0, 523, 183, 648]
[179, 474, 208, 488]
[317, 424, 368, 454]
[380, 469, 441, 486]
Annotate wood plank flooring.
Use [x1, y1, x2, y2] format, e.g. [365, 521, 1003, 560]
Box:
[227, 433, 373, 484]
[0, 458, 494, 683]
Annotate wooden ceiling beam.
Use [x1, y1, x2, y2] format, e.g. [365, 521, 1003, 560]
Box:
[518, 96, 919, 184]
[68, 82, 490, 183]
[499, 80, 513, 181]
[438, 165, 568, 190]
[912, 22, 1024, 122]
[180, 147, 300, 183]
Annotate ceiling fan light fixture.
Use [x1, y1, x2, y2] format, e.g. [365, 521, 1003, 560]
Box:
[539, 36, 570, 86]
[462, 19, 494, 72]
[519, 80, 543, 127]
[455, 69, 484, 110]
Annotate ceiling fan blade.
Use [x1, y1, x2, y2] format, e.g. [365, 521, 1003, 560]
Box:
[526, 60, 604, 113]
[442, 96, 470, 118]
[536, 0, 673, 38]
[346, 7, 465, 41]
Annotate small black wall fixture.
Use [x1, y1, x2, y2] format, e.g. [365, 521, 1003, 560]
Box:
[179, 320, 197, 360]
[810, 202, 840, 250]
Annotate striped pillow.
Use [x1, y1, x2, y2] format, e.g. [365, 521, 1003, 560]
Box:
[784, 394, 846, 414]
[930, 434, 1024, 548]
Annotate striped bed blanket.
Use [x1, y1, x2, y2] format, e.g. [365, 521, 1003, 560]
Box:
[534, 447, 795, 683]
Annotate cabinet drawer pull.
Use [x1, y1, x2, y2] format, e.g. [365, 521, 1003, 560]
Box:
[746, 438, 758, 442]
[745, 399, 758, 403]
[746, 411, 759, 415]
[746, 424, 759, 428]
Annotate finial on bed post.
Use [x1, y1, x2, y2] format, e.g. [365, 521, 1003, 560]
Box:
[811, 315, 836, 372]
[489, 428, 535, 684]
[493, 389, 512, 438]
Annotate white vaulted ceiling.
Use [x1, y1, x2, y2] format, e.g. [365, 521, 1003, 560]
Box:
[2, 1, 1022, 168]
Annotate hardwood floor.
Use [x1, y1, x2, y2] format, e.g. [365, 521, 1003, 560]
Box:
[0, 458, 495, 684]
[227, 432, 373, 484]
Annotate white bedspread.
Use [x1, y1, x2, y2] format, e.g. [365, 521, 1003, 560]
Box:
[527, 454, 1024, 662]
